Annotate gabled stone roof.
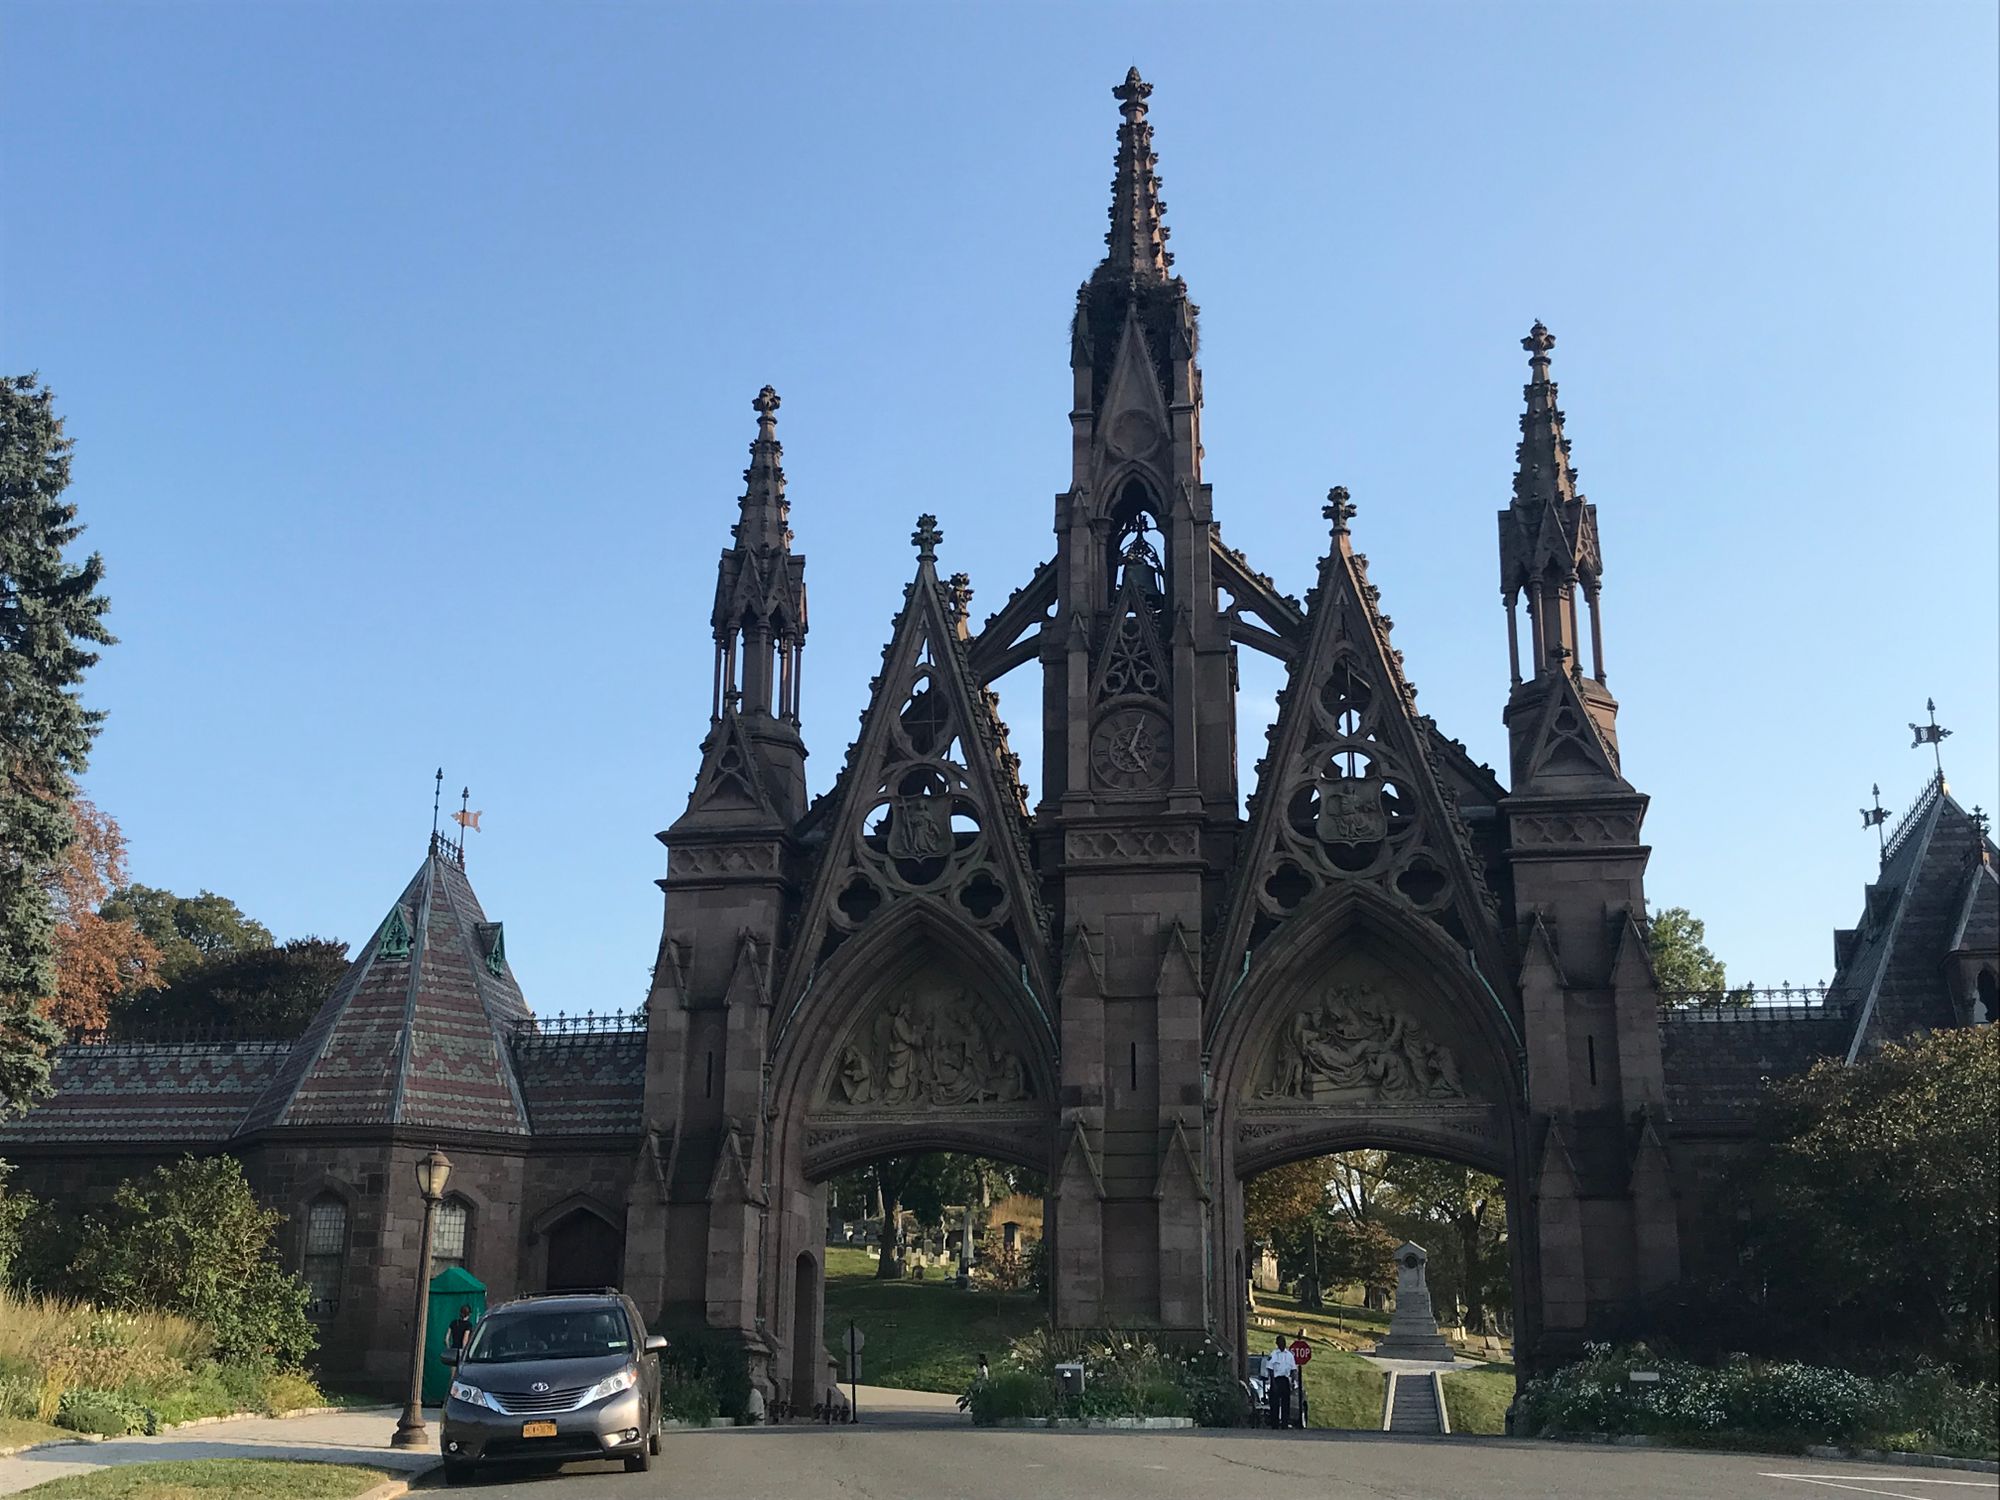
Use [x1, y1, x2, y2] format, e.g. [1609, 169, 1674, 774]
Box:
[240, 837, 534, 1136]
[1835, 776, 1997, 1060]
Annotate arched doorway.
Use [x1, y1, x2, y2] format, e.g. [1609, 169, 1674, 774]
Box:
[1204, 885, 1532, 1375]
[546, 1207, 624, 1293]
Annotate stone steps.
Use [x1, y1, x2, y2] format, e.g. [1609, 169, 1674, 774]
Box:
[1386, 1373, 1442, 1434]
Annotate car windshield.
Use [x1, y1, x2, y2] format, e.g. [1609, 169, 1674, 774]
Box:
[464, 1307, 632, 1364]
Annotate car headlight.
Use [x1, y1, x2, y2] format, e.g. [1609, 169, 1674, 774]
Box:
[449, 1380, 504, 1412]
[581, 1367, 639, 1404]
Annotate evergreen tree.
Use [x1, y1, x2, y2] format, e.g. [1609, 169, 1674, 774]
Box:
[0, 375, 112, 1114]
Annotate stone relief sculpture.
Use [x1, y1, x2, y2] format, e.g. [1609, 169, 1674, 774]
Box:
[827, 990, 1033, 1109]
[1256, 984, 1467, 1102]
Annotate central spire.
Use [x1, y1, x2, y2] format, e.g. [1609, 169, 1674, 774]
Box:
[1101, 67, 1172, 283]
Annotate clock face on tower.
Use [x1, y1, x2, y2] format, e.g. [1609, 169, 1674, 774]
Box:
[1091, 705, 1172, 791]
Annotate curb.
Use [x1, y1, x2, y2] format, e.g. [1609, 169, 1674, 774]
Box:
[1542, 1432, 1995, 1473]
[983, 1416, 1194, 1430]
[0, 1403, 350, 1459]
[354, 1462, 441, 1500]
[1805, 1444, 1998, 1476]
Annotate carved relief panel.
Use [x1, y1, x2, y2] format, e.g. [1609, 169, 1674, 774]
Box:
[1249, 983, 1468, 1104]
[820, 987, 1035, 1112]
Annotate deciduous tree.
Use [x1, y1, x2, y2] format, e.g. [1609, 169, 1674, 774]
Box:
[0, 375, 112, 1114]
[1647, 905, 1730, 1000]
[1738, 1026, 1998, 1373]
[99, 883, 272, 988]
[41, 799, 160, 1032]
[114, 936, 347, 1038]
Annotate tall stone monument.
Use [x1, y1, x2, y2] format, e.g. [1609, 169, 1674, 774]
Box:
[1371, 1242, 1456, 1361]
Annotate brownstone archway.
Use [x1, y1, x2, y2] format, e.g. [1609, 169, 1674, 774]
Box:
[1204, 882, 1532, 1371]
[762, 899, 1061, 1407]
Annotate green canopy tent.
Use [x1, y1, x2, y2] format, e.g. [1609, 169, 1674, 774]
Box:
[423, 1265, 488, 1404]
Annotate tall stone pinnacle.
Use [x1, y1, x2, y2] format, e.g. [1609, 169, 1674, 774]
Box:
[1513, 323, 1580, 515]
[1102, 67, 1172, 282]
[734, 385, 790, 553]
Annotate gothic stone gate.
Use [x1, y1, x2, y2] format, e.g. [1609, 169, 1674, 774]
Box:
[624, 71, 1680, 1410]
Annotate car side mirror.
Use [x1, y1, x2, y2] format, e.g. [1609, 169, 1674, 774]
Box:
[644, 1334, 668, 1354]
[441, 1349, 459, 1365]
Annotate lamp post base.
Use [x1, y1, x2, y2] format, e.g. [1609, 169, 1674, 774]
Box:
[390, 1405, 430, 1449]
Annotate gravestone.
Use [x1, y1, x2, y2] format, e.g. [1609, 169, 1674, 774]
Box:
[1370, 1242, 1455, 1360]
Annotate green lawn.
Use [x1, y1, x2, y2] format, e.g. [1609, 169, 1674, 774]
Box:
[18, 1460, 394, 1498]
[1441, 1363, 1515, 1434]
[822, 1247, 1045, 1394]
[0, 1416, 70, 1452]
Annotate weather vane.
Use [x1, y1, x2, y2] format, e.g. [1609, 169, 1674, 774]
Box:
[1909, 698, 1951, 781]
[451, 786, 482, 855]
[431, 768, 444, 841]
[1859, 782, 1889, 862]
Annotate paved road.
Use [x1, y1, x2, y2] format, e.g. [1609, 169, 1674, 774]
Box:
[444, 1424, 2000, 1500]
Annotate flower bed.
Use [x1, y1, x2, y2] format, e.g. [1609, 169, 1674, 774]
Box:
[1518, 1344, 1997, 1461]
[963, 1328, 1244, 1427]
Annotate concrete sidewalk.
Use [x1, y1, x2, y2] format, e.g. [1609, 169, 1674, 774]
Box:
[0, 1406, 436, 1495]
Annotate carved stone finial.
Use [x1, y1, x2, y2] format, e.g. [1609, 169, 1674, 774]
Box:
[1323, 485, 1356, 535]
[1523, 321, 1555, 360]
[912, 513, 943, 562]
[1113, 66, 1153, 113]
[753, 385, 780, 418]
[946, 571, 974, 623]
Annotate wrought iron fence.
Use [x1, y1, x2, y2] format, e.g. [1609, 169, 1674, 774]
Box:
[1881, 773, 1944, 863]
[1658, 983, 1851, 1022]
[509, 1008, 648, 1046]
[59, 1025, 296, 1054]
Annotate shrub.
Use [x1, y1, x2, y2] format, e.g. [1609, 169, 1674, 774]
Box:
[660, 1376, 720, 1425]
[0, 1162, 33, 1286]
[62, 1156, 314, 1366]
[1520, 1343, 1998, 1459]
[966, 1368, 1052, 1424]
[655, 1322, 751, 1421]
[56, 1386, 156, 1437]
[967, 1325, 1244, 1426]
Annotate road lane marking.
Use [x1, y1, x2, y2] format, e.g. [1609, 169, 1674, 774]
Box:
[1761, 1476, 1998, 1500]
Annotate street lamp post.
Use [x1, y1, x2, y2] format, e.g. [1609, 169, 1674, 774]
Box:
[391, 1147, 453, 1450]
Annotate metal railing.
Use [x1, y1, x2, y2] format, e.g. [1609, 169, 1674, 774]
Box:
[508, 1008, 648, 1046]
[1658, 983, 1851, 1022]
[1881, 773, 1944, 864]
[58, 1025, 296, 1054]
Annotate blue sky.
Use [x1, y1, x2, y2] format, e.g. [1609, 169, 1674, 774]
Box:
[3, 1, 1994, 1013]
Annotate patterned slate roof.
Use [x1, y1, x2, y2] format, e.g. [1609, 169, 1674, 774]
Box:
[0, 1039, 292, 1145]
[513, 1032, 647, 1136]
[1835, 779, 1998, 1059]
[1660, 1009, 1849, 1131]
[241, 839, 534, 1136]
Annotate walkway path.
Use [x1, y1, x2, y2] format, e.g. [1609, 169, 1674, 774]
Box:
[0, 1406, 434, 1496]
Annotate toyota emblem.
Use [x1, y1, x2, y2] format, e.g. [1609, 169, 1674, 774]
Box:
[531, 1382, 550, 1393]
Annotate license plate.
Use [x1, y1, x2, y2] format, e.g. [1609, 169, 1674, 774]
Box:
[521, 1421, 558, 1438]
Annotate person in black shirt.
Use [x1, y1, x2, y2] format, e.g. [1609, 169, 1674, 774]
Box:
[446, 1305, 475, 1360]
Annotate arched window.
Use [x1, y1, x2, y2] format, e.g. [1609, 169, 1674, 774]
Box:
[302, 1196, 347, 1321]
[1108, 478, 1168, 599]
[434, 1197, 472, 1274]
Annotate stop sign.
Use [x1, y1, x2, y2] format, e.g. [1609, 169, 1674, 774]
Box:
[1289, 1338, 1313, 1366]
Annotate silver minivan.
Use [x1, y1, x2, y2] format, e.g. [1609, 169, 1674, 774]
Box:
[439, 1292, 666, 1484]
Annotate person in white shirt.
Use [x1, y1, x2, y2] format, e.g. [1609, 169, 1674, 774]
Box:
[1264, 1334, 1299, 1428]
